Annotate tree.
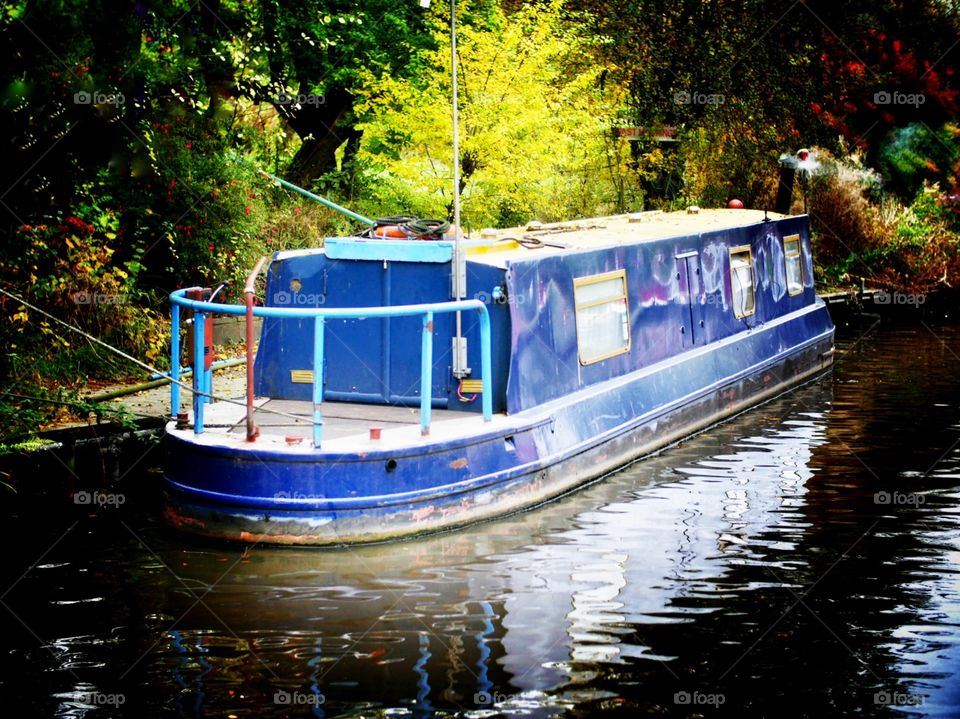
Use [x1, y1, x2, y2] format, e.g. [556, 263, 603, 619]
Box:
[352, 0, 640, 227]
[239, 0, 438, 186]
[570, 0, 960, 205]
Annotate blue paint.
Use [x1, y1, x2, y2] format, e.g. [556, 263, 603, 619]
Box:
[421, 311, 433, 435]
[503, 217, 818, 411]
[164, 310, 831, 514]
[252, 254, 511, 413]
[312, 316, 325, 448]
[204, 367, 212, 405]
[192, 311, 205, 433]
[325, 237, 454, 262]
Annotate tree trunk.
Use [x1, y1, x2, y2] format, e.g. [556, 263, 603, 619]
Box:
[284, 86, 355, 187]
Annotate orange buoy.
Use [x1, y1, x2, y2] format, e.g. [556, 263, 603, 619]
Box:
[373, 225, 408, 239]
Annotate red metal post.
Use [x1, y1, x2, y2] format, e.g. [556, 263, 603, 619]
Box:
[244, 256, 269, 442]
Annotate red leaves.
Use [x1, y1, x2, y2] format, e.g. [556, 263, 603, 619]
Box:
[65, 215, 94, 235]
[817, 29, 958, 148]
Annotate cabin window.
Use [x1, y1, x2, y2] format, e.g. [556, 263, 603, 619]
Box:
[729, 246, 756, 318]
[783, 234, 804, 296]
[574, 270, 631, 365]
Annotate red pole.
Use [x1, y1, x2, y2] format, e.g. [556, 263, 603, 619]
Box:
[244, 256, 269, 442]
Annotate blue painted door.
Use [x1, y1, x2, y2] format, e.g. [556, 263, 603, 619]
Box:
[676, 251, 703, 348]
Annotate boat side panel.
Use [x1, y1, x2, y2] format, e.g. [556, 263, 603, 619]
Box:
[165, 305, 833, 543]
[164, 328, 833, 545]
[504, 215, 825, 412]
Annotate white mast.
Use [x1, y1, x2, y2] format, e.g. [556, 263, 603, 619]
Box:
[449, 0, 467, 376]
[423, 0, 468, 377]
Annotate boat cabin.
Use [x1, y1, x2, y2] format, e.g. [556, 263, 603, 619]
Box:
[253, 208, 815, 416]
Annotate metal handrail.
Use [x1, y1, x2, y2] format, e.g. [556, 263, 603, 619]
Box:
[169, 288, 493, 448]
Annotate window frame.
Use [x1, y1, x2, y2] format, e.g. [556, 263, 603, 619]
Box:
[728, 245, 756, 319]
[783, 234, 804, 297]
[573, 269, 632, 365]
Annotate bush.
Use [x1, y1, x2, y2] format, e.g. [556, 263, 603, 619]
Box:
[809, 148, 960, 291]
[878, 123, 960, 199]
[807, 149, 894, 271]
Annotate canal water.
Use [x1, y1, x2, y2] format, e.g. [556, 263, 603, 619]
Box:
[1, 319, 959, 718]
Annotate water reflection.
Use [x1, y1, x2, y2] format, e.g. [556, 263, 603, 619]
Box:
[1, 324, 959, 717]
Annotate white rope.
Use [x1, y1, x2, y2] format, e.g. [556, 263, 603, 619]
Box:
[0, 286, 315, 425]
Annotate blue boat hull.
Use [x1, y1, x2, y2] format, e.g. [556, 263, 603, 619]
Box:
[163, 303, 834, 545]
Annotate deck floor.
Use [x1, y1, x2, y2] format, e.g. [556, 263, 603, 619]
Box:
[224, 399, 470, 440]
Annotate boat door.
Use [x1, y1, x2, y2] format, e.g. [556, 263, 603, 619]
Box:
[676, 251, 703, 347]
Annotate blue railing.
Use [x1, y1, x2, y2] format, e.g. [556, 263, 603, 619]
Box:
[168, 288, 493, 447]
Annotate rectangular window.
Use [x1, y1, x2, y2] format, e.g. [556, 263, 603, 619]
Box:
[574, 270, 631, 364]
[729, 246, 756, 318]
[783, 234, 804, 296]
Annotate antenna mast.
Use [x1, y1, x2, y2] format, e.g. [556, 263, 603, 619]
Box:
[449, 0, 468, 377]
[422, 0, 469, 377]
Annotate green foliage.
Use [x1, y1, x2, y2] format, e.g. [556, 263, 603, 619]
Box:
[0, 384, 138, 444]
[0, 437, 56, 458]
[353, 0, 639, 228]
[3, 169, 169, 376]
[879, 123, 960, 199]
[144, 120, 269, 298]
[0, 399, 47, 445]
[677, 110, 787, 209]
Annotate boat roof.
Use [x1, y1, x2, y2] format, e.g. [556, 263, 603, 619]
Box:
[464, 208, 789, 267]
[272, 208, 794, 268]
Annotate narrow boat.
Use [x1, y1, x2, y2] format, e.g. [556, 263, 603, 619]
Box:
[162, 206, 835, 544]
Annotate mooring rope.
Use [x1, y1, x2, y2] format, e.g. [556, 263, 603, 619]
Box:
[0, 286, 315, 425]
